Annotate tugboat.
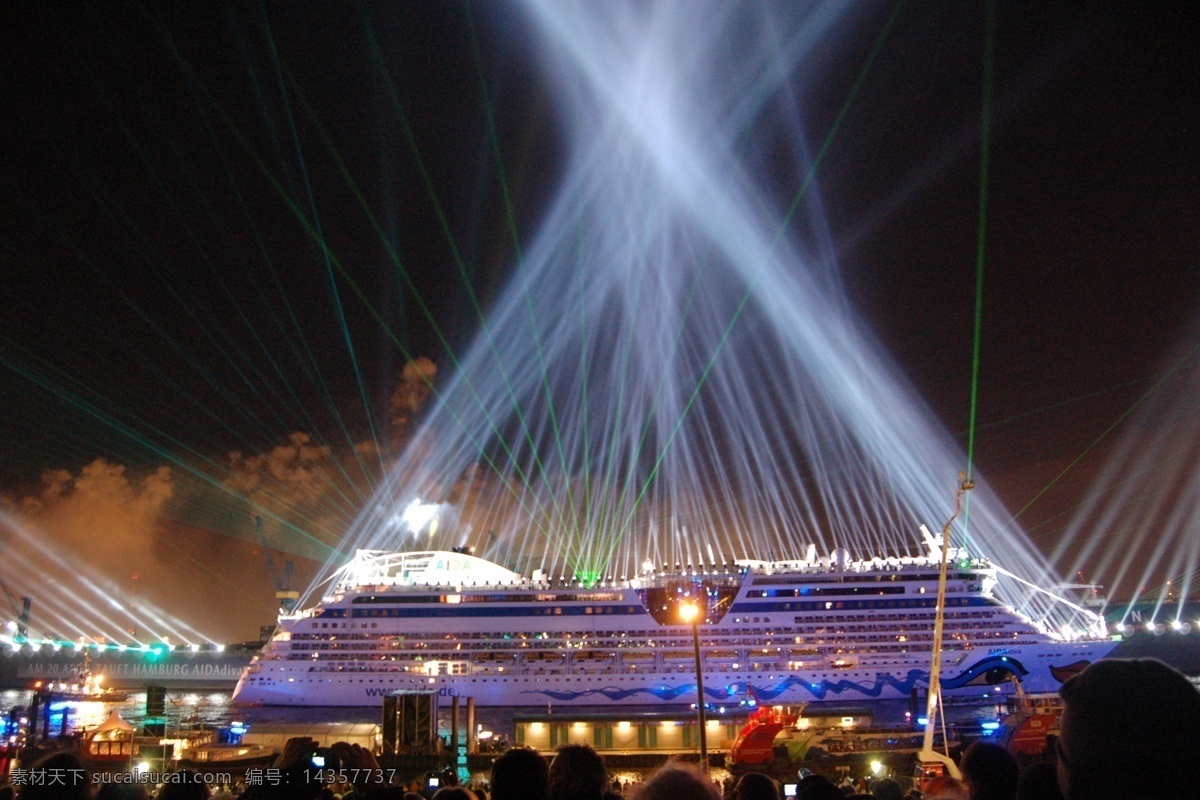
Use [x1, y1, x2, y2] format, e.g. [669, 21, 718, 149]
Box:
[994, 678, 1062, 757]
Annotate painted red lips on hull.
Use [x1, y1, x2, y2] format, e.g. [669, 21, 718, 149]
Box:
[1049, 660, 1092, 684]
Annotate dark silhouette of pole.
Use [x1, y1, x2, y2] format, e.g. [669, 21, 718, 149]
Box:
[682, 601, 708, 772]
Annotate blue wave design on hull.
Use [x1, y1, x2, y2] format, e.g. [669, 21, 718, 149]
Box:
[747, 671, 927, 702]
[941, 655, 1028, 689]
[523, 685, 696, 703]
[519, 656, 1030, 704]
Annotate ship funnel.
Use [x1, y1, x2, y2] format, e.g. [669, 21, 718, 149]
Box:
[830, 549, 850, 572]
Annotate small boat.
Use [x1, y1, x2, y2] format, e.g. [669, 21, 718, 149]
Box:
[84, 710, 137, 762]
[994, 680, 1062, 756]
[35, 655, 129, 702]
[83, 709, 217, 765]
[184, 743, 276, 766]
[816, 727, 950, 756]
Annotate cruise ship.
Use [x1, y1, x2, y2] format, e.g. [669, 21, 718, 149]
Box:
[232, 530, 1117, 707]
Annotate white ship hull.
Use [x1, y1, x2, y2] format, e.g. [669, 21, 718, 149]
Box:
[234, 641, 1113, 707]
[233, 546, 1116, 708]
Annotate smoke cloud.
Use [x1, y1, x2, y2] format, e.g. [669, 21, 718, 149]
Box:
[0, 362, 444, 643]
[389, 356, 438, 450]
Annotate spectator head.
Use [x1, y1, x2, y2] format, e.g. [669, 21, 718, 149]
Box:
[870, 778, 904, 800]
[97, 784, 151, 800]
[1014, 763, 1061, 800]
[923, 777, 969, 800]
[960, 742, 1018, 800]
[734, 772, 780, 800]
[21, 751, 90, 800]
[157, 770, 212, 800]
[492, 746, 550, 800]
[432, 789, 477, 800]
[549, 743, 608, 800]
[629, 763, 720, 800]
[1057, 658, 1200, 800]
[797, 774, 843, 800]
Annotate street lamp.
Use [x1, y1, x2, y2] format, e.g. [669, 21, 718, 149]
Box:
[679, 600, 708, 772]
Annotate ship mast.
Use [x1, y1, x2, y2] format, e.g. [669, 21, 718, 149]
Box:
[919, 472, 974, 779]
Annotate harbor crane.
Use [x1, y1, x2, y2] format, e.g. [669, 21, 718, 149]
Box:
[254, 516, 300, 615]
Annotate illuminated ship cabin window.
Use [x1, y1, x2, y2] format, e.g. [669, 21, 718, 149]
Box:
[748, 586, 905, 598]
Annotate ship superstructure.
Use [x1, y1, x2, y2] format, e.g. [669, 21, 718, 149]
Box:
[232, 534, 1115, 707]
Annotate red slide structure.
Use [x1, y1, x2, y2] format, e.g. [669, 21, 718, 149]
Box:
[728, 706, 798, 766]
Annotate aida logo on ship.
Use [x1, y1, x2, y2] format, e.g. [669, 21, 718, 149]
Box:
[429, 556, 472, 574]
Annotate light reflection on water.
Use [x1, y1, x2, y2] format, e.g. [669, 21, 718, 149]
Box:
[1, 688, 1001, 742]
[1, 689, 1010, 789]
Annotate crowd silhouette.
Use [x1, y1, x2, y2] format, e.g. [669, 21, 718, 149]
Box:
[5, 659, 1198, 800]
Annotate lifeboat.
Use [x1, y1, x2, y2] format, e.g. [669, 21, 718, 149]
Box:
[523, 652, 565, 665]
[473, 652, 517, 665]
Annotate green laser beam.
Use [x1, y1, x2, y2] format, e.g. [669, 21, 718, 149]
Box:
[962, 0, 996, 540]
[153, 10, 564, 559]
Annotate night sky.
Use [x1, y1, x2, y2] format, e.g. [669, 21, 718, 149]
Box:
[1, 2, 1197, 641]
